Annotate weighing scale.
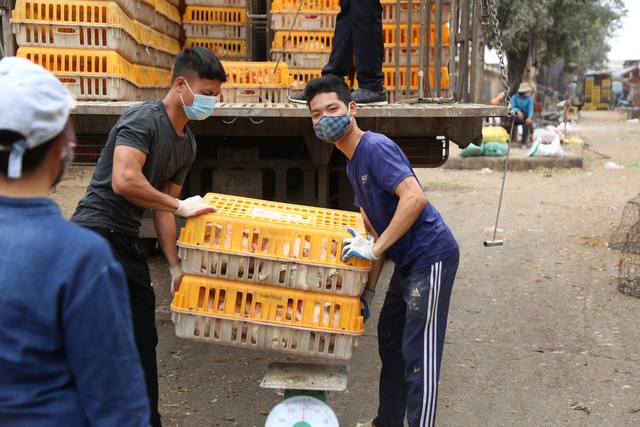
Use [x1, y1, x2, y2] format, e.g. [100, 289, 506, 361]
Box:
[261, 362, 348, 427]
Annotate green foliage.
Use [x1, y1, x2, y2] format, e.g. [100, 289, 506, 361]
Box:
[487, 0, 627, 78]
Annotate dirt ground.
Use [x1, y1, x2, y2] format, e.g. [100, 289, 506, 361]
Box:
[52, 110, 640, 427]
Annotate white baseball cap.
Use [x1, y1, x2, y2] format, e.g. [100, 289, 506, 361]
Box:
[0, 56, 76, 178]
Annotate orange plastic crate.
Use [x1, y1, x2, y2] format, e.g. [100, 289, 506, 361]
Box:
[185, 38, 247, 59]
[182, 6, 247, 39]
[17, 46, 171, 100]
[271, 30, 333, 51]
[289, 67, 323, 89]
[183, 5, 246, 23]
[270, 0, 340, 12]
[171, 275, 364, 359]
[382, 23, 450, 46]
[380, 0, 450, 24]
[221, 61, 293, 86]
[177, 193, 371, 270]
[270, 10, 337, 31]
[381, 65, 449, 89]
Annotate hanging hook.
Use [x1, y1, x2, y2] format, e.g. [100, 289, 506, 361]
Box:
[248, 117, 263, 124]
[222, 117, 238, 124]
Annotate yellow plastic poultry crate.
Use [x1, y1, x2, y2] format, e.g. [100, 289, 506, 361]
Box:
[270, 10, 337, 31]
[185, 38, 247, 59]
[289, 67, 323, 89]
[17, 47, 170, 100]
[221, 61, 293, 86]
[182, 6, 247, 39]
[270, 0, 341, 12]
[152, 0, 181, 39]
[382, 23, 450, 46]
[177, 193, 371, 269]
[382, 45, 450, 66]
[218, 86, 292, 103]
[381, 65, 449, 89]
[271, 30, 333, 51]
[185, 0, 245, 6]
[12, 0, 156, 26]
[11, 3, 178, 69]
[270, 30, 333, 68]
[171, 275, 364, 359]
[178, 246, 369, 295]
[380, 0, 450, 23]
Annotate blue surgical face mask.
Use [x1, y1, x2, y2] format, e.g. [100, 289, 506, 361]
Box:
[180, 80, 217, 120]
[313, 114, 352, 144]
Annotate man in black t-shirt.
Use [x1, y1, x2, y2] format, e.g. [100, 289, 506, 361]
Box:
[71, 47, 226, 427]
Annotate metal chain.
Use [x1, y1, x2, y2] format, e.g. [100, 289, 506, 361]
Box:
[484, 0, 514, 116]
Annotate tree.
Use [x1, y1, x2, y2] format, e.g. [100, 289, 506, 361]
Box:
[487, 0, 626, 93]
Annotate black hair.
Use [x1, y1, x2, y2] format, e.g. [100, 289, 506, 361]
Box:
[171, 47, 227, 84]
[0, 131, 56, 178]
[303, 75, 352, 108]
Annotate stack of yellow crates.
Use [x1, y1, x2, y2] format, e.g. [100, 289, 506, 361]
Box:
[379, 0, 451, 102]
[11, 0, 181, 101]
[170, 193, 370, 360]
[269, 0, 340, 91]
[218, 60, 293, 103]
[182, 0, 248, 61]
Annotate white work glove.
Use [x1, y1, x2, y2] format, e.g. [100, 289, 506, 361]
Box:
[175, 195, 216, 218]
[341, 227, 378, 262]
[169, 264, 184, 294]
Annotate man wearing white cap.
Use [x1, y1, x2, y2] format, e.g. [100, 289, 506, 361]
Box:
[511, 82, 535, 149]
[0, 56, 151, 426]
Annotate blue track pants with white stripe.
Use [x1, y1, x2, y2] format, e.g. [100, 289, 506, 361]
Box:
[374, 248, 459, 427]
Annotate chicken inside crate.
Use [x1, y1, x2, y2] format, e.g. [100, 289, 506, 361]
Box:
[171, 276, 365, 360]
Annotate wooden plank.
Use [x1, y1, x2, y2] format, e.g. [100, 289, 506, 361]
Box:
[72, 101, 508, 118]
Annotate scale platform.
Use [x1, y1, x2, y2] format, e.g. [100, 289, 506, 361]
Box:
[260, 362, 349, 392]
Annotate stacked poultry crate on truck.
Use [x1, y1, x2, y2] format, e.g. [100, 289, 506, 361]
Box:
[10, 0, 181, 100]
[270, 0, 452, 101]
[170, 193, 372, 360]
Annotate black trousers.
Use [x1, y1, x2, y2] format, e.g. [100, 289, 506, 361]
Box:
[86, 227, 161, 427]
[322, 0, 384, 91]
[514, 113, 531, 145]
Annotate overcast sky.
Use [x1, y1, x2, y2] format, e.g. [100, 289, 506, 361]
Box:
[607, 0, 639, 61]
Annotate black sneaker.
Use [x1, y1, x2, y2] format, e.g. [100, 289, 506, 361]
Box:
[351, 88, 388, 106]
[288, 91, 307, 104]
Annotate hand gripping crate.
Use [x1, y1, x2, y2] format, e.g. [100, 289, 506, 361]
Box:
[218, 61, 293, 102]
[170, 275, 364, 359]
[11, 0, 177, 69]
[270, 30, 333, 69]
[17, 46, 170, 101]
[183, 6, 247, 39]
[177, 193, 371, 295]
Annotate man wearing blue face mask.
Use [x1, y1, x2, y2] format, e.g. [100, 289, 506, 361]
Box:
[71, 47, 226, 427]
[303, 74, 459, 427]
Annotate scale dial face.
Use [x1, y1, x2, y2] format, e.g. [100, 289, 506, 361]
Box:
[264, 395, 339, 427]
